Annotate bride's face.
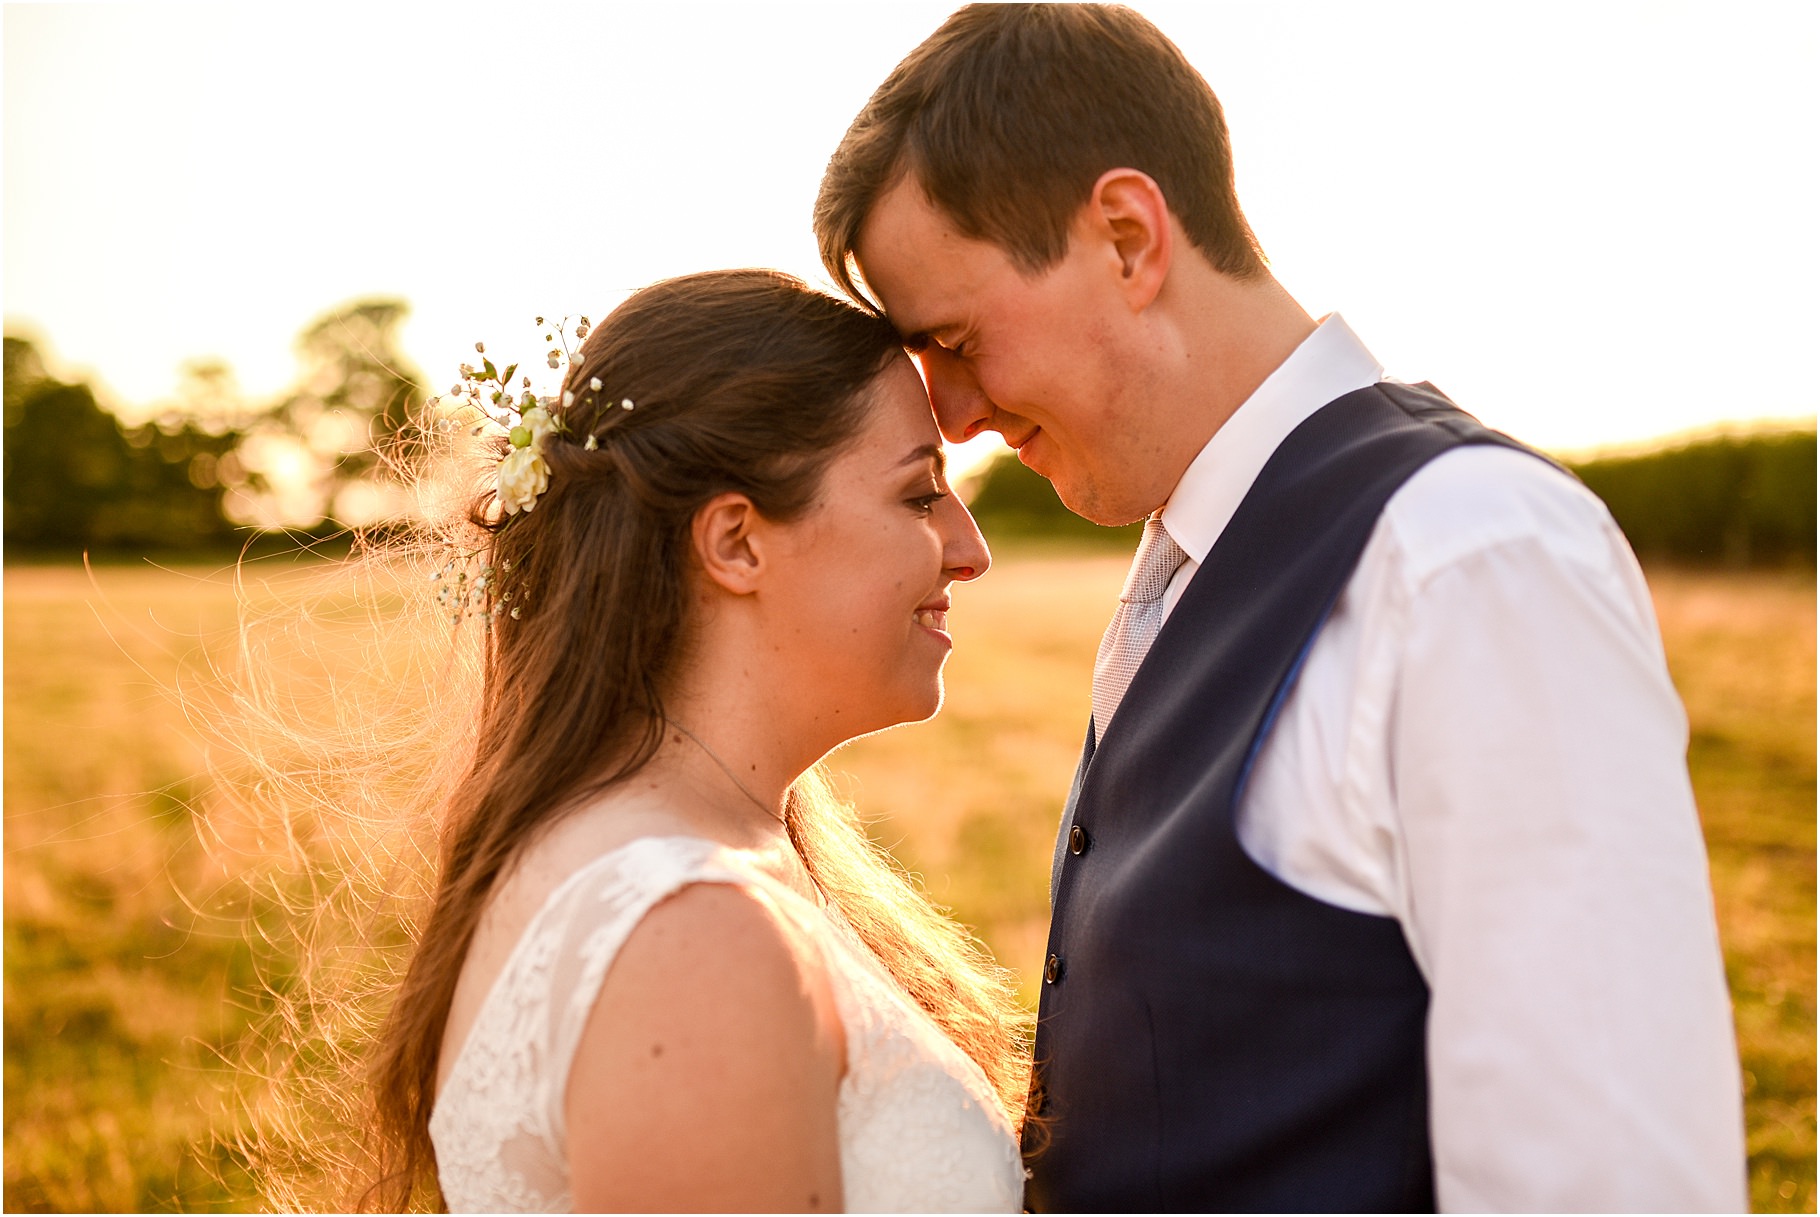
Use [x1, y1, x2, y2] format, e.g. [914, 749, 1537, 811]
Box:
[762, 354, 990, 737]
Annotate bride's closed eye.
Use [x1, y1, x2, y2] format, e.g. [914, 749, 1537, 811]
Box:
[907, 486, 950, 515]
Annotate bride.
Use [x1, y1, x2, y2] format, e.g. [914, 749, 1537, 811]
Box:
[366, 269, 1028, 1211]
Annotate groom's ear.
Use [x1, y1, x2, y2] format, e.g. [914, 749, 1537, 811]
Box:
[1083, 168, 1172, 312]
[691, 492, 766, 595]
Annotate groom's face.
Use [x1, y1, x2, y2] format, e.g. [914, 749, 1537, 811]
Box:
[853, 176, 1156, 527]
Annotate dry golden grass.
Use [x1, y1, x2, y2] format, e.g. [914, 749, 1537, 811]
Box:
[3, 552, 1813, 1210]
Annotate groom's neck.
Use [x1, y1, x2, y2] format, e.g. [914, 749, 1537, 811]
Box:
[1161, 255, 1318, 461]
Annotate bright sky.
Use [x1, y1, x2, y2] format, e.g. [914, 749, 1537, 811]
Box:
[6, 1, 1816, 476]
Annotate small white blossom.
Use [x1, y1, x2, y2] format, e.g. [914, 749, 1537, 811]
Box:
[497, 446, 550, 514]
[584, 433, 599, 451]
[547, 351, 561, 368]
[562, 390, 575, 408]
[621, 398, 635, 411]
[589, 377, 603, 392]
[510, 606, 522, 619]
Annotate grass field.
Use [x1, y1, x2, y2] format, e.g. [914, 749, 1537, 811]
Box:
[4, 552, 1813, 1211]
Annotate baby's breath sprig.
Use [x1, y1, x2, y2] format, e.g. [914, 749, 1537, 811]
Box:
[422, 315, 614, 630]
[427, 546, 530, 631]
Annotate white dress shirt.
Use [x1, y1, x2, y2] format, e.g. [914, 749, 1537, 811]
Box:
[1154, 315, 1747, 1212]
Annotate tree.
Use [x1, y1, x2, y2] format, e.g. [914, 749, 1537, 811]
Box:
[3, 336, 242, 552]
[251, 298, 429, 528]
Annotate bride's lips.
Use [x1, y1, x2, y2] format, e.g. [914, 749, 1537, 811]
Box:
[913, 597, 952, 642]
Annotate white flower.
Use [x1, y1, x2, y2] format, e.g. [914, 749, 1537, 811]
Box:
[621, 398, 635, 411]
[520, 406, 558, 443]
[497, 446, 550, 514]
[584, 433, 599, 451]
[547, 351, 561, 369]
[562, 390, 575, 408]
[589, 376, 603, 392]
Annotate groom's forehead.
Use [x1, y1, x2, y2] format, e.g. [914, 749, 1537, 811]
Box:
[854, 179, 999, 335]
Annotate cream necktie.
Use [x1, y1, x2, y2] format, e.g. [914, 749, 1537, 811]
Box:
[1092, 513, 1188, 737]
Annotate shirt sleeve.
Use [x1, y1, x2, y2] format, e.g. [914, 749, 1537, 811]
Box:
[1387, 482, 1748, 1211]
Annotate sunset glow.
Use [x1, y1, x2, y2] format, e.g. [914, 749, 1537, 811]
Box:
[6, 2, 1814, 476]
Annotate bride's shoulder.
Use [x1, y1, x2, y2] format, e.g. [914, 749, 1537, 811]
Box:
[441, 822, 806, 1094]
[564, 875, 846, 1209]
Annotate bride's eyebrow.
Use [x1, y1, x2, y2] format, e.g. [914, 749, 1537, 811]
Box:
[894, 443, 946, 475]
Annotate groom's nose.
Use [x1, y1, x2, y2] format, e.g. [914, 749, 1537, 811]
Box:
[917, 348, 995, 443]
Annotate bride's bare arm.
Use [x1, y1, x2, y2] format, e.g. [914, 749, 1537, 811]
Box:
[564, 882, 846, 1212]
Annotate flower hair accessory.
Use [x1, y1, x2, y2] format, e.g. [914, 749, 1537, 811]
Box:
[428, 316, 633, 518]
[422, 315, 635, 629]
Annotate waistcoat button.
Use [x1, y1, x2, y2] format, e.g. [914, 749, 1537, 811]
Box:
[1044, 954, 1064, 984]
[1069, 824, 1089, 855]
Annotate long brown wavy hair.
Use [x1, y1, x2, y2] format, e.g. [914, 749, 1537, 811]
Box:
[341, 269, 1030, 1208]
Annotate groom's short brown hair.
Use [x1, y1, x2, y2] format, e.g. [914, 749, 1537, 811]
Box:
[814, 3, 1267, 305]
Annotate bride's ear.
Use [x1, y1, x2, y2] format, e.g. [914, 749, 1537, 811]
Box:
[691, 492, 766, 594]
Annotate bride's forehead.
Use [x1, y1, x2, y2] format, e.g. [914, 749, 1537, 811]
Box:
[859, 359, 938, 432]
[851, 374, 939, 451]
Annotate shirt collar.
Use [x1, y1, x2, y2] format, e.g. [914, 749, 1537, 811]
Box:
[1161, 313, 1385, 564]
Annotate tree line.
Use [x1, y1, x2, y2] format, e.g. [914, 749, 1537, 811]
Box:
[964, 421, 1816, 568]
[4, 299, 427, 558]
[3, 313, 1813, 567]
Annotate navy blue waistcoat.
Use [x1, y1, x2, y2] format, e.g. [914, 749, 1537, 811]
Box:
[1023, 382, 1544, 1213]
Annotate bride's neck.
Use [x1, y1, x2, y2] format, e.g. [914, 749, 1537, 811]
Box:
[658, 664, 815, 827]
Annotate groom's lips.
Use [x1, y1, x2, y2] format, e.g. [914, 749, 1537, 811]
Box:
[1011, 427, 1042, 466]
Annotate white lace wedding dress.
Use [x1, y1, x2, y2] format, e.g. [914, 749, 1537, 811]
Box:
[428, 835, 1025, 1212]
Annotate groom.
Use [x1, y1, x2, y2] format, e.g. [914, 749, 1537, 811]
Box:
[816, 5, 1746, 1212]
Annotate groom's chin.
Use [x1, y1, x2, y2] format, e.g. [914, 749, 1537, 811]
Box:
[1043, 469, 1136, 529]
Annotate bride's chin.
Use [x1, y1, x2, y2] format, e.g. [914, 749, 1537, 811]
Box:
[892, 681, 947, 729]
[831, 683, 947, 748]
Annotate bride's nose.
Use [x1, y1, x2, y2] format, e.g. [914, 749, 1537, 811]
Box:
[938, 492, 991, 582]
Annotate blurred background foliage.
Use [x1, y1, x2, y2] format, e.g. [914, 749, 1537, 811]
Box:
[963, 418, 1818, 563]
[2, 304, 1815, 563]
[4, 299, 427, 558]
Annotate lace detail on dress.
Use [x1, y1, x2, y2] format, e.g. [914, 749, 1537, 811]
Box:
[428, 836, 1022, 1212]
